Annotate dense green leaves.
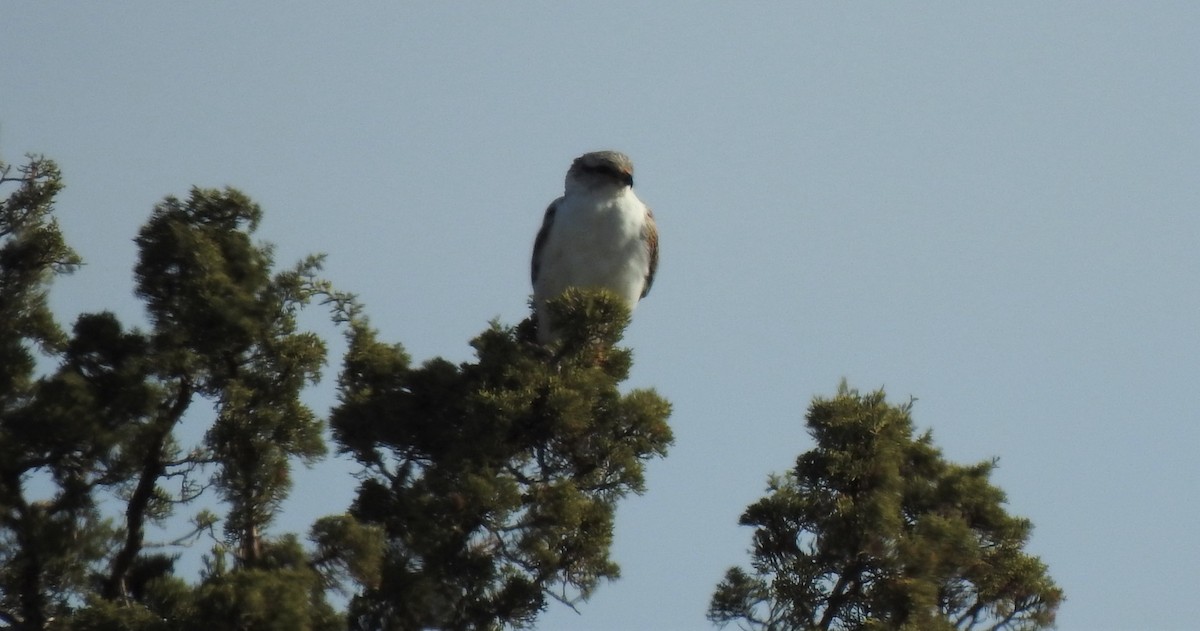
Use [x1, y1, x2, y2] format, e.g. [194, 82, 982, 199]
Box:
[1, 152, 1058, 631]
[0, 164, 379, 630]
[708, 384, 1063, 631]
[0, 156, 94, 630]
[0, 156, 676, 630]
[333, 290, 673, 630]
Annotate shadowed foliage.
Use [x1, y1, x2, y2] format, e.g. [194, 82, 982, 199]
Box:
[332, 289, 673, 630]
[0, 154, 673, 630]
[0, 160, 379, 630]
[709, 384, 1062, 631]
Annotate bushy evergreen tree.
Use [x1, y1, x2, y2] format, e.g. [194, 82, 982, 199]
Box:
[332, 290, 673, 630]
[708, 384, 1062, 631]
[0, 154, 673, 630]
[0, 155, 90, 630]
[0, 158, 375, 629]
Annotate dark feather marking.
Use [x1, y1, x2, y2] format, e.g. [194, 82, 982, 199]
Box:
[641, 208, 658, 299]
[531, 199, 559, 286]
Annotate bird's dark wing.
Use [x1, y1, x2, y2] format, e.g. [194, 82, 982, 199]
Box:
[531, 199, 559, 286]
[641, 207, 658, 299]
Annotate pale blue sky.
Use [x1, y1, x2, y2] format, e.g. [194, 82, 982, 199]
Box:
[3, 3, 1198, 629]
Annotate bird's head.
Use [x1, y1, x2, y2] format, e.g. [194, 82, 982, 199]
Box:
[565, 150, 635, 192]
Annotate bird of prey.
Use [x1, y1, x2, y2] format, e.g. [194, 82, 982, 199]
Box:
[530, 150, 658, 344]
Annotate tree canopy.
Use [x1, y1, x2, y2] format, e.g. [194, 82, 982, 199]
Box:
[333, 289, 673, 629]
[0, 155, 672, 630]
[0, 153, 1058, 630]
[708, 384, 1063, 631]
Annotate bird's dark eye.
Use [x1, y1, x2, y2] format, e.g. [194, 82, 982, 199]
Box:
[584, 164, 632, 186]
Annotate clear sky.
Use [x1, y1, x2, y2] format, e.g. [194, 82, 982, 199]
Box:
[3, 3, 1198, 629]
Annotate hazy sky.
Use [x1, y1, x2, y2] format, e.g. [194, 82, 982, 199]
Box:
[3, 3, 1198, 629]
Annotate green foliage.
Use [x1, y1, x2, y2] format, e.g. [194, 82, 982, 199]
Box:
[0, 162, 379, 630]
[332, 289, 673, 630]
[2, 150, 1060, 631]
[185, 538, 342, 631]
[0, 155, 675, 630]
[0, 155, 96, 630]
[0, 156, 79, 355]
[708, 384, 1063, 631]
[111, 187, 332, 584]
[308, 515, 385, 596]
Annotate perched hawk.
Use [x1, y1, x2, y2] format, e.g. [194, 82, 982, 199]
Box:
[531, 150, 659, 344]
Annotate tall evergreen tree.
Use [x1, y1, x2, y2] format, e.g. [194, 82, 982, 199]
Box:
[709, 384, 1062, 631]
[0, 155, 90, 630]
[0, 161, 377, 629]
[132, 188, 329, 569]
[332, 290, 674, 630]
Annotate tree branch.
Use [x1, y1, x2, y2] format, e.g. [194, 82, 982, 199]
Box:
[1, 471, 50, 630]
[956, 597, 986, 629]
[817, 563, 862, 631]
[101, 377, 193, 601]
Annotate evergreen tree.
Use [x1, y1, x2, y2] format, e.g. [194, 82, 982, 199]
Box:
[708, 384, 1062, 631]
[1, 154, 672, 630]
[0, 155, 89, 630]
[0, 158, 375, 629]
[332, 290, 673, 630]
[132, 188, 329, 570]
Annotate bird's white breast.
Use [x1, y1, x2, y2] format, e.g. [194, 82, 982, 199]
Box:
[535, 189, 651, 307]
